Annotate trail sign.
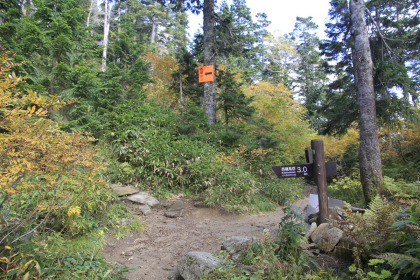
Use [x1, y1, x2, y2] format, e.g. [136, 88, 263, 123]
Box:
[271, 139, 337, 224]
[272, 164, 312, 178]
[272, 162, 336, 179]
[199, 65, 215, 83]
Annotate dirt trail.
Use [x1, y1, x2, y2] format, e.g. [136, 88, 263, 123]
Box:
[102, 197, 308, 280]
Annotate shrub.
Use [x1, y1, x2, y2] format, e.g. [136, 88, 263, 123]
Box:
[0, 51, 114, 278]
[333, 196, 399, 269]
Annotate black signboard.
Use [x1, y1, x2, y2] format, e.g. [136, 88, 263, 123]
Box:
[272, 161, 337, 179]
[272, 164, 313, 178]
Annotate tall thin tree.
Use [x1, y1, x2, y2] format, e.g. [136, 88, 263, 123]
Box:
[350, 0, 384, 204]
[203, 0, 216, 124]
[102, 0, 112, 72]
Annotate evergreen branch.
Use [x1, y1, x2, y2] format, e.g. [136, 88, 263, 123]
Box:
[364, 6, 393, 57]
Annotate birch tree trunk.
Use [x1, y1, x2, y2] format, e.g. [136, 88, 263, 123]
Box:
[350, 0, 384, 205]
[150, 17, 157, 43]
[102, 0, 111, 72]
[203, 0, 217, 124]
[87, 0, 95, 28]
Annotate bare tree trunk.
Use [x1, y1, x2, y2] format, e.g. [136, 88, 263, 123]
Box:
[102, 0, 111, 72]
[150, 17, 157, 43]
[350, 0, 384, 205]
[87, 0, 96, 28]
[203, 0, 217, 124]
[179, 66, 184, 107]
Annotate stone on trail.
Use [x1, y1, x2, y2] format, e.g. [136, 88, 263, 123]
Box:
[127, 191, 159, 207]
[108, 184, 140, 196]
[164, 200, 185, 218]
[177, 251, 221, 280]
[139, 204, 152, 216]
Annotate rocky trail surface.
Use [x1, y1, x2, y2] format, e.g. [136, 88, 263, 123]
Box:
[102, 197, 309, 280]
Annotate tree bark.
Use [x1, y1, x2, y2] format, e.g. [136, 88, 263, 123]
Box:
[179, 65, 183, 107]
[87, 0, 96, 28]
[102, 0, 111, 72]
[350, 0, 384, 205]
[203, 0, 216, 124]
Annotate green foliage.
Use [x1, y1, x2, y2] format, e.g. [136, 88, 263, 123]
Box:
[217, 68, 255, 131]
[320, 0, 419, 134]
[329, 170, 364, 207]
[334, 197, 399, 269]
[0, 51, 130, 279]
[277, 204, 307, 262]
[383, 176, 419, 199]
[0, 231, 128, 279]
[374, 203, 420, 279]
[204, 206, 326, 279]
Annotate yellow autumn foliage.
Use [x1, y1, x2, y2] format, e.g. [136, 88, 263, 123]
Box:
[144, 51, 179, 104]
[243, 82, 316, 163]
[0, 50, 110, 239]
[319, 127, 360, 162]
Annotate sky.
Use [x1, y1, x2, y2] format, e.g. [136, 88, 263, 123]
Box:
[188, 0, 332, 39]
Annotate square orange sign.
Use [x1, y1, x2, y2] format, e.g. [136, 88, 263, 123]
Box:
[198, 65, 215, 83]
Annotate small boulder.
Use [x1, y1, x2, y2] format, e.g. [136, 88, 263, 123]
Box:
[177, 251, 221, 280]
[108, 184, 140, 196]
[164, 200, 185, 218]
[310, 223, 332, 244]
[317, 227, 343, 253]
[127, 191, 160, 207]
[139, 205, 152, 216]
[310, 223, 343, 253]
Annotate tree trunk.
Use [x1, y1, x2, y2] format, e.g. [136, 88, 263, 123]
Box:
[179, 65, 183, 107]
[350, 0, 384, 205]
[102, 0, 111, 72]
[203, 0, 216, 124]
[87, 0, 95, 28]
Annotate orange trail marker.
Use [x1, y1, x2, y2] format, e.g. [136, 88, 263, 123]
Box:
[198, 65, 214, 83]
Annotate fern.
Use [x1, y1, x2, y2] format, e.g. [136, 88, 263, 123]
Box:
[375, 253, 420, 278]
[333, 196, 398, 268]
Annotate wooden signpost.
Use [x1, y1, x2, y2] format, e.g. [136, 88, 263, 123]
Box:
[272, 139, 337, 224]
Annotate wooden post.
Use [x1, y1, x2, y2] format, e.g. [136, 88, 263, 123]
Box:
[311, 139, 328, 224]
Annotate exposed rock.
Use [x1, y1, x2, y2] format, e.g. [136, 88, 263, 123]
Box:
[164, 200, 185, 218]
[108, 184, 140, 196]
[311, 223, 343, 253]
[310, 223, 332, 244]
[177, 251, 221, 280]
[139, 205, 152, 216]
[169, 200, 185, 211]
[222, 236, 255, 261]
[317, 227, 343, 253]
[164, 209, 185, 218]
[168, 268, 184, 280]
[127, 191, 159, 207]
[305, 222, 317, 240]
